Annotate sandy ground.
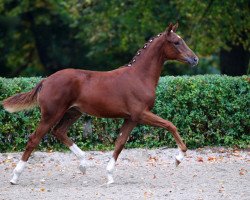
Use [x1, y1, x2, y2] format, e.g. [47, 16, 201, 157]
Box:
[0, 148, 249, 200]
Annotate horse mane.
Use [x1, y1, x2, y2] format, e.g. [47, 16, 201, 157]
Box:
[126, 33, 163, 67]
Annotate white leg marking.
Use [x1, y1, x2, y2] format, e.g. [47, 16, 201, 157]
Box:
[69, 143, 86, 174]
[175, 148, 186, 162]
[10, 160, 26, 185]
[69, 143, 85, 159]
[106, 157, 115, 184]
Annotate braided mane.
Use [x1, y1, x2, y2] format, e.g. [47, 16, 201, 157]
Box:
[126, 33, 163, 67]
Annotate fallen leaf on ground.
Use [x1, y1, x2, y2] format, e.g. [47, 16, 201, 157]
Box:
[40, 178, 46, 183]
[11, 163, 17, 167]
[147, 156, 158, 163]
[144, 191, 153, 198]
[208, 156, 217, 161]
[197, 157, 204, 162]
[4, 159, 11, 163]
[88, 156, 94, 160]
[219, 149, 226, 153]
[232, 153, 240, 157]
[239, 168, 247, 176]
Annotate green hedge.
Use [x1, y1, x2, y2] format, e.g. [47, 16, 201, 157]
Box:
[0, 75, 249, 152]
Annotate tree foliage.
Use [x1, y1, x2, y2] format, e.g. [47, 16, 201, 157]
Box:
[174, 0, 250, 53]
[0, 0, 249, 77]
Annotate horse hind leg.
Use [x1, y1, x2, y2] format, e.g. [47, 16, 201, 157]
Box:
[51, 107, 86, 174]
[10, 109, 67, 185]
[52, 108, 82, 147]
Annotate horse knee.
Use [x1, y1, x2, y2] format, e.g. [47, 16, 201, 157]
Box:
[166, 122, 177, 133]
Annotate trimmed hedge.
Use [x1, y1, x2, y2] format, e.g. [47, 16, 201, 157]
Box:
[0, 75, 249, 152]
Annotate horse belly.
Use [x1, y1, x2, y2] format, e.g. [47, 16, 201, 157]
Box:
[75, 97, 129, 118]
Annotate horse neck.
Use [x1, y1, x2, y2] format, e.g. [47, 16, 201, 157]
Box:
[133, 35, 166, 88]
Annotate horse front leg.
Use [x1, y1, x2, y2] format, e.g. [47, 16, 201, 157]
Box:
[106, 119, 137, 184]
[140, 111, 187, 166]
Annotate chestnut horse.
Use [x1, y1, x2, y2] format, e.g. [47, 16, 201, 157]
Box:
[3, 23, 198, 185]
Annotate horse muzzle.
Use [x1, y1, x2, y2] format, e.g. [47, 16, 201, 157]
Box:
[185, 56, 199, 67]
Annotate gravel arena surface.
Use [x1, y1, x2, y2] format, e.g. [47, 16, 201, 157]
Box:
[0, 148, 249, 200]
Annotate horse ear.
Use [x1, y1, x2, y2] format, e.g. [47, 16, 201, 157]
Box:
[172, 23, 178, 32]
[166, 23, 173, 35]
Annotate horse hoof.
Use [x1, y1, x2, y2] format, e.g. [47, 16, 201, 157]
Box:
[10, 179, 18, 185]
[107, 171, 114, 185]
[79, 164, 86, 174]
[107, 179, 114, 185]
[79, 161, 86, 174]
[175, 158, 181, 167]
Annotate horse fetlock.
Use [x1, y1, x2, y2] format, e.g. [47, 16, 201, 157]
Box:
[175, 148, 186, 167]
[14, 160, 26, 173]
[106, 157, 115, 172]
[107, 172, 114, 185]
[106, 157, 115, 184]
[10, 172, 20, 185]
[69, 143, 85, 160]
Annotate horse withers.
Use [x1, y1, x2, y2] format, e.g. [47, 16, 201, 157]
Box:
[3, 23, 198, 185]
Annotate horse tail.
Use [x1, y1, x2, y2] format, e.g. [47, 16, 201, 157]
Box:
[2, 80, 45, 113]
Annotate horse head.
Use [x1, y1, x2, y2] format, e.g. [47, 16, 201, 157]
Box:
[163, 23, 198, 67]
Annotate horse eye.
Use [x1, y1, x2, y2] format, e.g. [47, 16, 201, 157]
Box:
[174, 41, 180, 45]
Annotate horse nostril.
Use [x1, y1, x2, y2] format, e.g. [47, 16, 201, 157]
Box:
[185, 56, 198, 66]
